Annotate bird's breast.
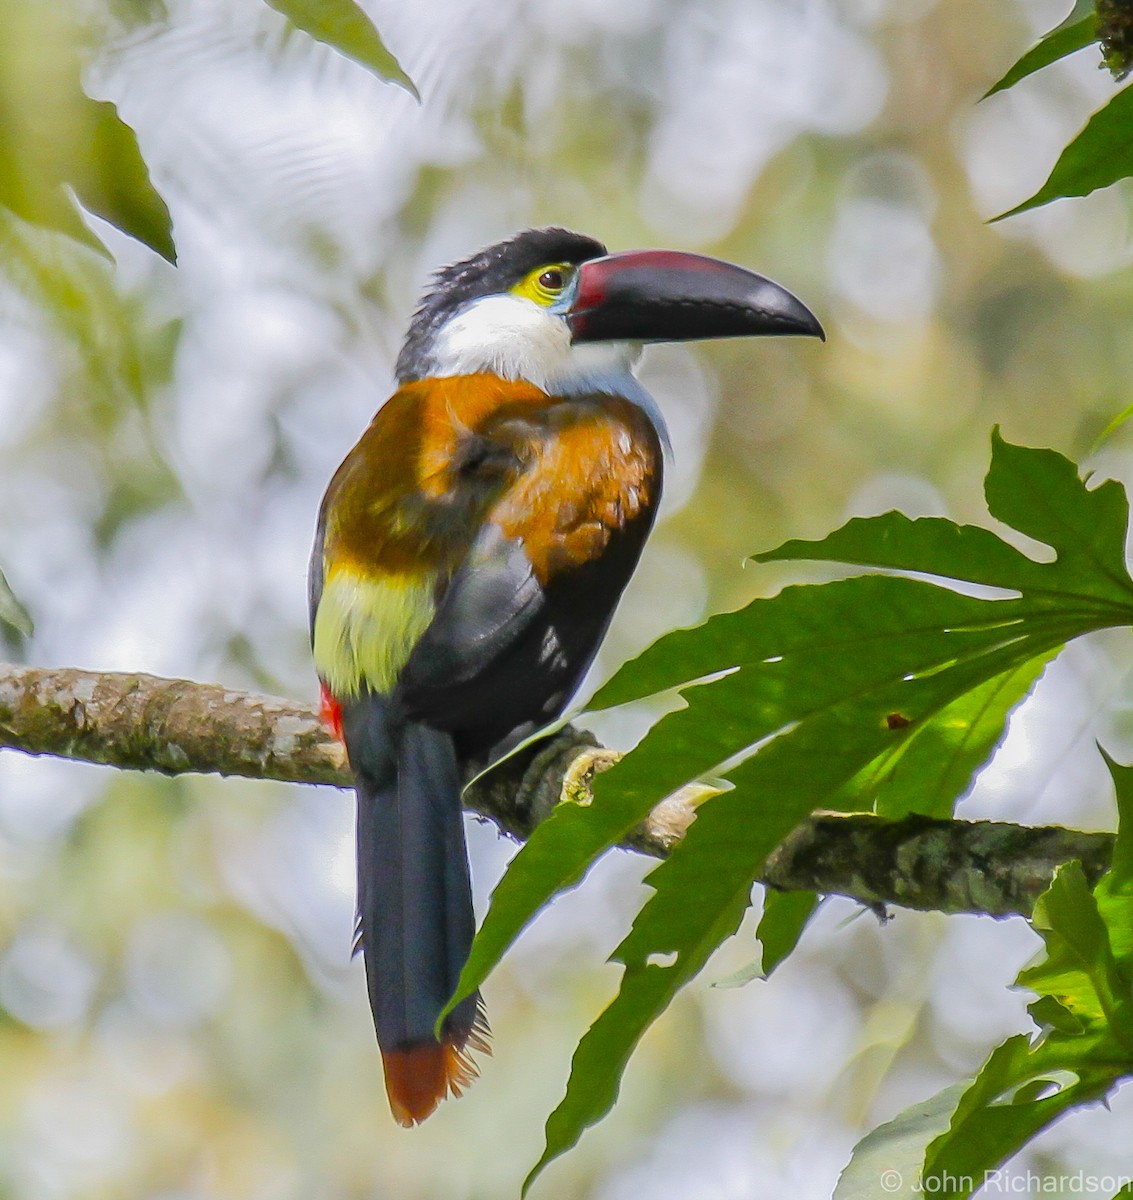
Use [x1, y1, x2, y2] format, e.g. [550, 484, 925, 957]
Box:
[485, 392, 662, 584]
[313, 376, 546, 697]
[312, 375, 661, 696]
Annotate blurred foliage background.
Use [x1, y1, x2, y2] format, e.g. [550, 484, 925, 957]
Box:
[2, 0, 1133, 1196]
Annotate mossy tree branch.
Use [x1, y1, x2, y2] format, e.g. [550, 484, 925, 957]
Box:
[0, 663, 1113, 918]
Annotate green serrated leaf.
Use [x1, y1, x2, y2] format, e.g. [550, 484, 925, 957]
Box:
[759, 509, 1051, 591]
[762, 432, 1133, 611]
[983, 432, 1133, 601]
[994, 85, 1133, 221]
[925, 851, 1133, 1191]
[523, 895, 747, 1194]
[76, 100, 175, 263]
[523, 605, 1075, 1184]
[834, 1083, 967, 1200]
[843, 654, 1053, 819]
[757, 889, 817, 976]
[1026, 862, 1133, 1045]
[1028, 994, 1086, 1036]
[924, 1033, 1117, 1195]
[453, 573, 1086, 1025]
[0, 6, 175, 259]
[263, 0, 418, 97]
[1099, 748, 1133, 893]
[984, 0, 1097, 99]
[463, 438, 1133, 1180]
[0, 564, 33, 638]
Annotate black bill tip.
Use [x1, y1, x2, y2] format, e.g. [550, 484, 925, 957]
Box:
[569, 249, 824, 345]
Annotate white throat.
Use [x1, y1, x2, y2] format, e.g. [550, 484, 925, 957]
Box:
[426, 293, 668, 446]
[427, 294, 634, 391]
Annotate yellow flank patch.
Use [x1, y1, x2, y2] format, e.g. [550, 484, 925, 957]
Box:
[312, 568, 436, 698]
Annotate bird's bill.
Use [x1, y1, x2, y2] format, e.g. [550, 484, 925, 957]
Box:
[567, 250, 824, 345]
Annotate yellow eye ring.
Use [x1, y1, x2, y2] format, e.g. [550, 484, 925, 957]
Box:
[512, 262, 574, 306]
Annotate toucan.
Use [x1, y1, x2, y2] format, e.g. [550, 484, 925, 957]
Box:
[309, 228, 823, 1126]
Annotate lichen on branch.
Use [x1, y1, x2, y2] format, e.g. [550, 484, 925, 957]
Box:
[0, 662, 1114, 918]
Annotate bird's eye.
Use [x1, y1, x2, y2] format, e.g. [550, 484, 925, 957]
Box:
[514, 263, 574, 305]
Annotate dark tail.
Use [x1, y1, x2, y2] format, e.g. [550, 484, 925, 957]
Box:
[344, 698, 489, 1126]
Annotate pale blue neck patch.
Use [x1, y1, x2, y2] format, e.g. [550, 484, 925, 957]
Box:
[550, 365, 672, 455]
[424, 289, 672, 454]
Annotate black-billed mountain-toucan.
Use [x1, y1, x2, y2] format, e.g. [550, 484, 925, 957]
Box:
[309, 228, 823, 1125]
